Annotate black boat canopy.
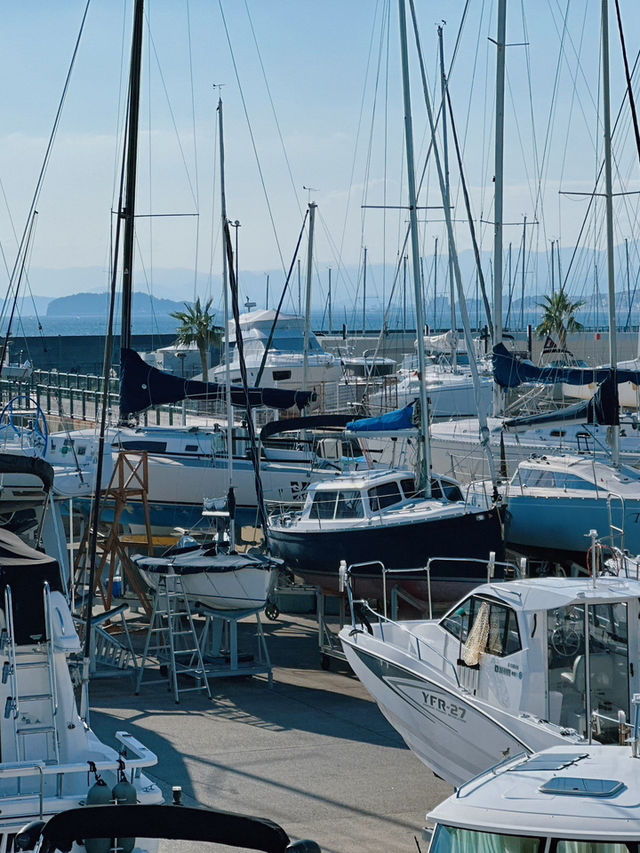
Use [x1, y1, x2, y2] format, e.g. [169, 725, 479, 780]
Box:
[120, 348, 315, 417]
[493, 342, 640, 389]
[31, 803, 308, 853]
[0, 452, 54, 492]
[259, 414, 356, 442]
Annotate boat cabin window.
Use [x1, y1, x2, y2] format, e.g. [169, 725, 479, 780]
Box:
[426, 476, 463, 501]
[547, 603, 629, 740]
[368, 481, 403, 511]
[440, 597, 521, 658]
[272, 370, 292, 381]
[117, 440, 167, 453]
[185, 444, 198, 452]
[310, 491, 338, 520]
[309, 490, 364, 520]
[335, 490, 364, 519]
[551, 843, 633, 852]
[429, 825, 543, 852]
[401, 478, 417, 498]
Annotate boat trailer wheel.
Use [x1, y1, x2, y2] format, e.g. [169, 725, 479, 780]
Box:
[264, 601, 280, 621]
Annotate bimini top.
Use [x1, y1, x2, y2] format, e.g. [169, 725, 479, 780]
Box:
[427, 744, 640, 842]
[462, 574, 640, 614]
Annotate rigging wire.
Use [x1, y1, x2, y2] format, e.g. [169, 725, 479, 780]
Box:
[218, 0, 286, 274]
[242, 0, 303, 222]
[185, 0, 201, 303]
[0, 0, 92, 372]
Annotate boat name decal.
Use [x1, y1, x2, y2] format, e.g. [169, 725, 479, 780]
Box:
[494, 662, 523, 679]
[421, 691, 466, 721]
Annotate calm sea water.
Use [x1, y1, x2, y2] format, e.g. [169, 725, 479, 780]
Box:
[12, 316, 180, 337]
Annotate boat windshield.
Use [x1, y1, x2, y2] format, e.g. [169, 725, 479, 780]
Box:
[547, 602, 629, 741]
[309, 490, 365, 520]
[429, 824, 543, 851]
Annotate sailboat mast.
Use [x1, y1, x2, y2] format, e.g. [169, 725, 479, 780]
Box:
[120, 0, 144, 356]
[302, 201, 316, 391]
[218, 98, 235, 545]
[438, 25, 457, 373]
[492, 0, 507, 416]
[398, 0, 431, 494]
[602, 0, 620, 466]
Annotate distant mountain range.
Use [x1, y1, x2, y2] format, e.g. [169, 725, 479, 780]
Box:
[46, 291, 184, 317]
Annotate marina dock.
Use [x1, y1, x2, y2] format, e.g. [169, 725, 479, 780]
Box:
[89, 612, 452, 851]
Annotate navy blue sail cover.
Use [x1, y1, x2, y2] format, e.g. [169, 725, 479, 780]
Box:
[120, 348, 314, 416]
[493, 342, 640, 389]
[503, 371, 620, 430]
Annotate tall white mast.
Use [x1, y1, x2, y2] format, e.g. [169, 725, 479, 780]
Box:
[302, 201, 317, 392]
[398, 0, 431, 494]
[492, 0, 507, 416]
[601, 0, 620, 466]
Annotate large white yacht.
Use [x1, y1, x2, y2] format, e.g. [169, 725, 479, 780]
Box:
[212, 309, 342, 393]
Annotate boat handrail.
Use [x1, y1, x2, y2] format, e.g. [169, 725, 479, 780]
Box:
[454, 751, 529, 799]
[348, 596, 464, 690]
[342, 569, 464, 690]
[0, 731, 157, 781]
[380, 557, 521, 619]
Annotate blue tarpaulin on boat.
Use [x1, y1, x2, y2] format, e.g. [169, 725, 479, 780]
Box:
[346, 402, 416, 433]
[119, 347, 315, 416]
[493, 341, 640, 389]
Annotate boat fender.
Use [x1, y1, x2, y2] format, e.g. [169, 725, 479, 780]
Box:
[112, 760, 137, 853]
[85, 772, 112, 853]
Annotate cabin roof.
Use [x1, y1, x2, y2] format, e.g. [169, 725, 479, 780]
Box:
[307, 468, 415, 492]
[427, 744, 640, 840]
[463, 575, 640, 612]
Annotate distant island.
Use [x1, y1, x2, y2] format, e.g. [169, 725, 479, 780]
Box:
[46, 291, 185, 317]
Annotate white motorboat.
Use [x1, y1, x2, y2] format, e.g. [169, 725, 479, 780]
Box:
[0, 526, 162, 850]
[425, 741, 640, 851]
[212, 309, 343, 394]
[133, 538, 278, 611]
[340, 571, 640, 787]
[503, 453, 640, 565]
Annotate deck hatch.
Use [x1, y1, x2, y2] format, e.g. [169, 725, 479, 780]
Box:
[511, 753, 588, 772]
[539, 777, 624, 797]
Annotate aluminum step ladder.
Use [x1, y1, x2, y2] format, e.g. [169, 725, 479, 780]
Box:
[2, 582, 60, 764]
[135, 571, 211, 703]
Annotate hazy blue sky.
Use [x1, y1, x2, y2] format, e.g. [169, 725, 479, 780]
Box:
[1, 0, 640, 316]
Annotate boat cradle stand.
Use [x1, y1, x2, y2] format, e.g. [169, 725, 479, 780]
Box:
[316, 588, 349, 671]
[194, 604, 273, 686]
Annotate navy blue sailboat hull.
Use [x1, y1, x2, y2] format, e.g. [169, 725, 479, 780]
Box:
[270, 506, 504, 603]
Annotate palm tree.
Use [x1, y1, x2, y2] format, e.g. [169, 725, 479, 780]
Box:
[170, 297, 222, 382]
[535, 289, 585, 352]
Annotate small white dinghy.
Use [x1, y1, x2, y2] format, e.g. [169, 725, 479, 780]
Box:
[134, 538, 279, 611]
